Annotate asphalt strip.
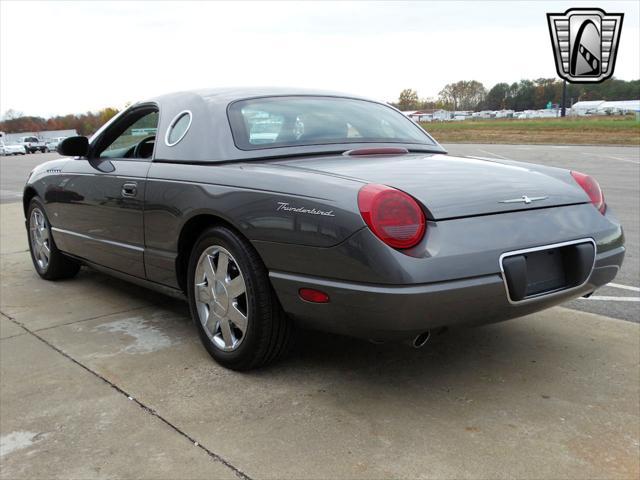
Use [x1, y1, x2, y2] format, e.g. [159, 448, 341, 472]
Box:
[578, 282, 640, 302]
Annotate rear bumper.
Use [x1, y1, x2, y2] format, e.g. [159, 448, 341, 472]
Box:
[270, 245, 625, 342]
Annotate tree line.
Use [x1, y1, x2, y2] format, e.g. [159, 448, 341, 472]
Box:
[2, 77, 638, 134]
[0, 107, 120, 135]
[393, 78, 640, 112]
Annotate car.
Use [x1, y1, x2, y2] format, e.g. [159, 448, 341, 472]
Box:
[0, 140, 26, 155]
[19, 136, 48, 153]
[22, 88, 625, 370]
[45, 137, 67, 152]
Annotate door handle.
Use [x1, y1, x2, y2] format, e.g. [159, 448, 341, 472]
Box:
[121, 182, 138, 198]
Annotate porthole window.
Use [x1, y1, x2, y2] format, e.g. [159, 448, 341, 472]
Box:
[165, 110, 192, 146]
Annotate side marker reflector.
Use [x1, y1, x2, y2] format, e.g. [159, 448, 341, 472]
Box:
[299, 288, 330, 303]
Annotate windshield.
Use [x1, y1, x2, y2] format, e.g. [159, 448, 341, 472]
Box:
[228, 96, 436, 150]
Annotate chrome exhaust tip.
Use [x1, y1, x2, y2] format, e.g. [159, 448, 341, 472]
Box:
[412, 331, 431, 348]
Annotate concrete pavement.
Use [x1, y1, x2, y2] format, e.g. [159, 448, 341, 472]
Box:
[1, 330, 237, 479]
[1, 201, 639, 479]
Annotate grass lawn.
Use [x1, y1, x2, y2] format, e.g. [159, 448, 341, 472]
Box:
[421, 116, 640, 145]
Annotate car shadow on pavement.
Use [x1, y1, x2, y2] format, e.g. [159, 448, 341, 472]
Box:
[42, 266, 597, 385]
[15, 262, 619, 389]
[273, 321, 563, 383]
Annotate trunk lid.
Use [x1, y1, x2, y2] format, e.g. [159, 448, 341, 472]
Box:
[275, 153, 587, 219]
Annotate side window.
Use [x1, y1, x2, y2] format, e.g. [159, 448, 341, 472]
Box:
[100, 111, 159, 159]
[165, 111, 192, 146]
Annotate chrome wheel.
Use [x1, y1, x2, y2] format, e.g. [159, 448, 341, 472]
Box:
[29, 208, 50, 271]
[194, 246, 248, 352]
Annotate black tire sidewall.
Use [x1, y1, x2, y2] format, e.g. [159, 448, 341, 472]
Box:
[187, 226, 273, 369]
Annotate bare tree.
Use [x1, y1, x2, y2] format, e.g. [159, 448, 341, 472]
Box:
[398, 89, 420, 111]
[439, 81, 487, 110]
[2, 109, 24, 120]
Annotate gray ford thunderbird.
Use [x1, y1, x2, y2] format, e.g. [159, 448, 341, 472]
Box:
[23, 88, 625, 370]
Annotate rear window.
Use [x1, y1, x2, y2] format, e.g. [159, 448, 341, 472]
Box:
[227, 96, 435, 150]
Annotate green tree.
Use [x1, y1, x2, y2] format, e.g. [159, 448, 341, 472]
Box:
[533, 78, 559, 109]
[508, 80, 536, 111]
[485, 83, 511, 110]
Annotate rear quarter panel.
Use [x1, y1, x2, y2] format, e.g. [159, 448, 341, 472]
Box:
[143, 162, 367, 287]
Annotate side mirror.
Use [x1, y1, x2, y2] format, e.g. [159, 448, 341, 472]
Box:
[58, 136, 89, 157]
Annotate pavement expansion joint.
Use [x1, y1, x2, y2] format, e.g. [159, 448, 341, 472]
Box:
[0, 308, 254, 480]
[0, 332, 28, 340]
[31, 304, 163, 333]
[0, 248, 30, 256]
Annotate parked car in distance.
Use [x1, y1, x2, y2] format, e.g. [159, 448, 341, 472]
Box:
[19, 136, 48, 153]
[0, 140, 26, 155]
[22, 88, 625, 371]
[45, 137, 67, 152]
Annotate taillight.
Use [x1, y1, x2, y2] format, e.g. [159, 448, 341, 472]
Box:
[357, 183, 426, 249]
[571, 171, 606, 214]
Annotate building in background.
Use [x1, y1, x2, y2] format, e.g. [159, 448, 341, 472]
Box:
[570, 101, 606, 116]
[400, 101, 639, 123]
[571, 100, 640, 116]
[402, 110, 452, 122]
[0, 129, 77, 142]
[596, 100, 640, 115]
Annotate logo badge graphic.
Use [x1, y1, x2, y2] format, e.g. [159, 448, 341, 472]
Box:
[276, 202, 335, 217]
[500, 195, 548, 205]
[547, 8, 623, 83]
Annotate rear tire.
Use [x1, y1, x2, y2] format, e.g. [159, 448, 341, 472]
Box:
[27, 198, 80, 280]
[187, 226, 293, 370]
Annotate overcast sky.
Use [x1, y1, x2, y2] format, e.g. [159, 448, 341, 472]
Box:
[1, 1, 638, 117]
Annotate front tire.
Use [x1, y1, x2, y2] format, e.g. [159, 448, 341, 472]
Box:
[187, 226, 293, 370]
[27, 198, 80, 280]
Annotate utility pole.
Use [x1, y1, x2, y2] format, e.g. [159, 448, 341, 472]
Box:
[561, 80, 567, 117]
